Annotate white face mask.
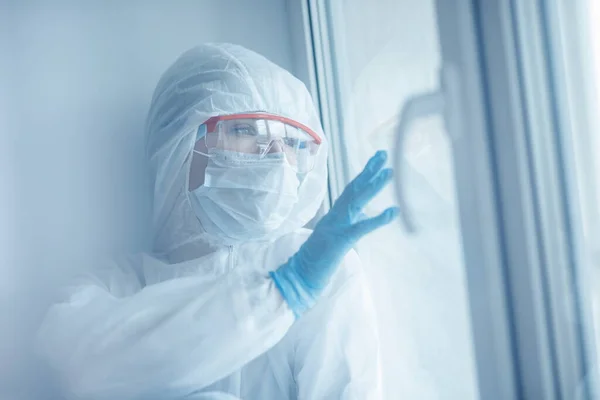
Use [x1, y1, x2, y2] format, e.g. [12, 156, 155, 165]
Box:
[189, 150, 300, 243]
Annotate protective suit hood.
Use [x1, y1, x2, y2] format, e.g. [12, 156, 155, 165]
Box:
[145, 43, 328, 261]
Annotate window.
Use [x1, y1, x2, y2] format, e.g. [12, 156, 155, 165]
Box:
[309, 0, 600, 398]
[309, 1, 478, 398]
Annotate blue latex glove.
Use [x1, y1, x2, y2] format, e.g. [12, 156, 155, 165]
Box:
[270, 150, 399, 317]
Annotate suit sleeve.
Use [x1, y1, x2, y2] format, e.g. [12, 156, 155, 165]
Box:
[36, 259, 295, 400]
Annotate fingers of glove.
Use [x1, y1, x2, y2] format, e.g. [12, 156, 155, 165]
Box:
[350, 168, 394, 212]
[336, 151, 388, 207]
[352, 150, 388, 189]
[350, 206, 400, 239]
[357, 212, 369, 222]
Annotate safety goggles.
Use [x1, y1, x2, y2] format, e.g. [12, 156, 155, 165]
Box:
[195, 112, 322, 173]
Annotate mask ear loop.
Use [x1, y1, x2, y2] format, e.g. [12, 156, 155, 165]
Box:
[257, 119, 277, 158]
[193, 149, 211, 157]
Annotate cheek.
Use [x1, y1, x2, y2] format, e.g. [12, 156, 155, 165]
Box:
[222, 137, 256, 153]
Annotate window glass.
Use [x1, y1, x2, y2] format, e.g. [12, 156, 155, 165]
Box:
[325, 1, 479, 398]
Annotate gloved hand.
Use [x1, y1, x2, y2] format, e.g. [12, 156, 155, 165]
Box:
[270, 150, 399, 317]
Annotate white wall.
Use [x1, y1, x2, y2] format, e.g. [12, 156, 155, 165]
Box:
[1, 1, 302, 397]
[7, 0, 299, 253]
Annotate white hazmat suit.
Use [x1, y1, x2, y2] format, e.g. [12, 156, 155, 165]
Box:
[37, 43, 382, 400]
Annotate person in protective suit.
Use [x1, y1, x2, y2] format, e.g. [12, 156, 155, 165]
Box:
[37, 43, 399, 399]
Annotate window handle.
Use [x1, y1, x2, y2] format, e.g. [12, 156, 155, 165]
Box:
[393, 64, 461, 233]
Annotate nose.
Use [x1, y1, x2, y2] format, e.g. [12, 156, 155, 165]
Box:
[267, 140, 284, 154]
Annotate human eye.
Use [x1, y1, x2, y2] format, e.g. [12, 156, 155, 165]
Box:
[229, 123, 258, 136]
